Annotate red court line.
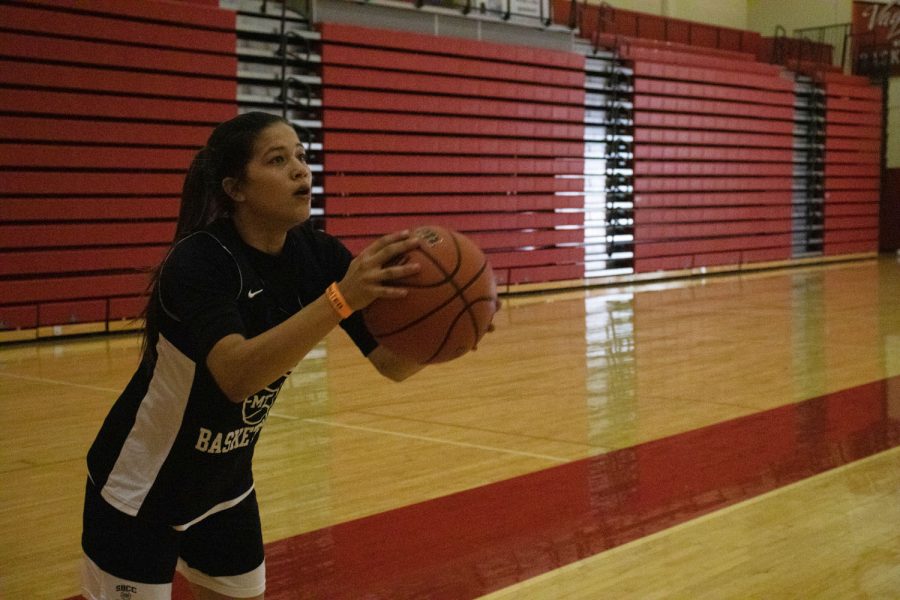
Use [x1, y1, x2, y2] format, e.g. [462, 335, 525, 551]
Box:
[252, 376, 900, 599]
[71, 376, 900, 599]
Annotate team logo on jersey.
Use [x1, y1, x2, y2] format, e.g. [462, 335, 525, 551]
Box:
[242, 376, 286, 425]
[194, 376, 289, 455]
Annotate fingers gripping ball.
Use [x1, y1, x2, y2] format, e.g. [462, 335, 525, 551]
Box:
[363, 226, 498, 364]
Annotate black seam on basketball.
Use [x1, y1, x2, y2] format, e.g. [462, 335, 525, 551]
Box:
[368, 286, 463, 337]
[370, 260, 489, 337]
[424, 296, 496, 363]
[459, 261, 485, 339]
[408, 230, 463, 288]
[424, 300, 481, 363]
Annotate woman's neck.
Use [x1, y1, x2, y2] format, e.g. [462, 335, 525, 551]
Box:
[232, 213, 287, 256]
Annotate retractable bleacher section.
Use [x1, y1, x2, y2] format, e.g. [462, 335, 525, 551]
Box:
[819, 72, 882, 255]
[607, 35, 798, 272]
[556, 0, 882, 273]
[0, 0, 886, 341]
[0, 0, 237, 339]
[317, 22, 588, 287]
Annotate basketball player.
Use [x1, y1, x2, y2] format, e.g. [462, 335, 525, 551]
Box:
[81, 112, 425, 600]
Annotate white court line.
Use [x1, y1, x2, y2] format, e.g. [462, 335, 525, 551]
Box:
[0, 372, 569, 464]
[303, 417, 571, 463]
[268, 411, 300, 420]
[0, 371, 120, 393]
[479, 445, 900, 598]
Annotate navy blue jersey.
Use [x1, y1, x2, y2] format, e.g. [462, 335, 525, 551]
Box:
[86, 218, 376, 528]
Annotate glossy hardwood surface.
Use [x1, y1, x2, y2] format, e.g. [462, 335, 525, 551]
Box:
[2, 256, 900, 598]
[254, 372, 900, 598]
[483, 446, 900, 599]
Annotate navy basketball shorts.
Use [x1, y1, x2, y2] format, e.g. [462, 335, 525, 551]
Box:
[81, 480, 265, 599]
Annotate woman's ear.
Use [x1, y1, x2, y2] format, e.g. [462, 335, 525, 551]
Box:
[222, 177, 243, 203]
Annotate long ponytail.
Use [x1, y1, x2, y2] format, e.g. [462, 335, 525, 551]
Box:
[174, 147, 230, 242]
[140, 111, 290, 362]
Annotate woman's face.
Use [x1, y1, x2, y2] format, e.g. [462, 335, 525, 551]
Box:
[228, 122, 312, 231]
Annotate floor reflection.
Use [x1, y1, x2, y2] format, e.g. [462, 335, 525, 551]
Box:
[255, 376, 900, 600]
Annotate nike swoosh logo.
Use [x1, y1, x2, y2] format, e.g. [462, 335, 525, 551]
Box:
[248, 289, 264, 299]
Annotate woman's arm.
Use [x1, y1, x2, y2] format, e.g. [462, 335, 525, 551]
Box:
[367, 345, 425, 382]
[206, 295, 343, 402]
[207, 231, 421, 402]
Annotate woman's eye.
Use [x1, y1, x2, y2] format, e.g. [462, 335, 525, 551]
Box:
[270, 156, 285, 165]
[296, 154, 307, 163]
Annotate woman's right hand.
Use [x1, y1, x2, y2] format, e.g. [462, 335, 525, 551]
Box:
[337, 230, 422, 311]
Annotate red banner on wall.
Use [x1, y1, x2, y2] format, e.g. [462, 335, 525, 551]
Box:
[853, 1, 900, 75]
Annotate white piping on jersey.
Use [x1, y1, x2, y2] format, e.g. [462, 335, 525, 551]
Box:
[158, 230, 243, 322]
[171, 485, 254, 531]
[100, 334, 195, 517]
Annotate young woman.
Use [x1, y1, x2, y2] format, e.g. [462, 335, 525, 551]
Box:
[81, 111, 425, 600]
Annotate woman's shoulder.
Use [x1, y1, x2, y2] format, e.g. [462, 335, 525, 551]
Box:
[157, 221, 244, 325]
[162, 221, 243, 286]
[168, 220, 240, 262]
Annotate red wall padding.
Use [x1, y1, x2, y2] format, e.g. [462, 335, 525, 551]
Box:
[0, 1, 237, 331]
[319, 23, 587, 286]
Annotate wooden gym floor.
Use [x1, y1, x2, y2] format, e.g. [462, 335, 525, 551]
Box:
[1, 256, 899, 599]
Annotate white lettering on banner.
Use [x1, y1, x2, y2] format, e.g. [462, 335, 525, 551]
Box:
[858, 46, 900, 67]
[862, 0, 900, 41]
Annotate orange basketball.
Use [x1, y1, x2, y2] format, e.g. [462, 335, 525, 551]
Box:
[363, 225, 498, 364]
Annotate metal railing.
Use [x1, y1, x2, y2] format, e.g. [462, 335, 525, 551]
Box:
[783, 22, 896, 77]
[259, 0, 317, 121]
[409, 0, 555, 27]
[793, 23, 850, 70]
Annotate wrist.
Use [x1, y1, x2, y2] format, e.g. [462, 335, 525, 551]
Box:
[325, 282, 353, 320]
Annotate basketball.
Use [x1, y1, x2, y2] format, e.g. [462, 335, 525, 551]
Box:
[363, 225, 498, 364]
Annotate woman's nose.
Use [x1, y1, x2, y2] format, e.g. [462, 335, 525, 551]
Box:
[292, 158, 309, 178]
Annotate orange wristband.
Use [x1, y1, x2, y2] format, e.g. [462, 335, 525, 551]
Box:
[326, 282, 353, 320]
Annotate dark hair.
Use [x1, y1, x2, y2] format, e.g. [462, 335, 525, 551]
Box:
[141, 111, 291, 361]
